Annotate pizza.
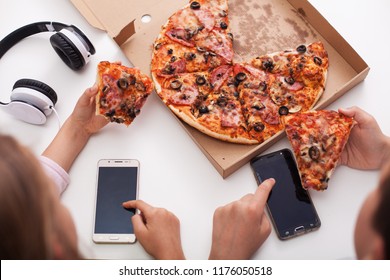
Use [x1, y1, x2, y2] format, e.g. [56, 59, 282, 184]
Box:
[284, 110, 354, 191]
[96, 61, 153, 126]
[151, 0, 329, 144]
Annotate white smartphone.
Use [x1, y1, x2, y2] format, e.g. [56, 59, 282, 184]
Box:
[92, 159, 139, 243]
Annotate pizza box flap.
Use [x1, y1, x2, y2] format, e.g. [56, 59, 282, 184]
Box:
[71, 0, 369, 178]
[71, 0, 188, 72]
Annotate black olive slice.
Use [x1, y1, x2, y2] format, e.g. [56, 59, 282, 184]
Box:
[253, 122, 265, 132]
[128, 75, 136, 85]
[185, 52, 196, 61]
[102, 85, 110, 94]
[314, 56, 322, 66]
[117, 78, 129, 90]
[105, 109, 115, 117]
[196, 46, 206, 53]
[259, 81, 267, 91]
[217, 96, 228, 107]
[167, 49, 173, 55]
[170, 80, 182, 90]
[284, 76, 295, 85]
[251, 102, 264, 111]
[190, 1, 201, 9]
[296, 45, 307, 53]
[227, 32, 234, 41]
[309, 146, 320, 160]
[220, 22, 228, 29]
[262, 60, 274, 71]
[278, 106, 289, 116]
[198, 105, 209, 114]
[196, 76, 206, 85]
[235, 72, 247, 83]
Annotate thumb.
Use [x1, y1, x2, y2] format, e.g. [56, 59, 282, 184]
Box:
[338, 106, 371, 125]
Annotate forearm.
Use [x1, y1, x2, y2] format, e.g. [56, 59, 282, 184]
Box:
[42, 116, 91, 172]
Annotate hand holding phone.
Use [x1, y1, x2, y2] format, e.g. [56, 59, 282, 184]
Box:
[250, 149, 321, 240]
[93, 159, 139, 243]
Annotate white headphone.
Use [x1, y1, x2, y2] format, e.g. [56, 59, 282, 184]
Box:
[0, 21, 96, 125]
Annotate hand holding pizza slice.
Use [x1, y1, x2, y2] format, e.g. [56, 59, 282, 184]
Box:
[95, 61, 153, 126]
[284, 110, 354, 191]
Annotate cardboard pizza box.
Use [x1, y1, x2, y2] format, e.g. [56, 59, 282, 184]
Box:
[71, 0, 369, 178]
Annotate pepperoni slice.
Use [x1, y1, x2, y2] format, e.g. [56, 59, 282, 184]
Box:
[286, 81, 304, 91]
[243, 65, 268, 80]
[197, 30, 233, 63]
[165, 28, 195, 47]
[192, 8, 215, 32]
[169, 86, 199, 105]
[221, 104, 241, 128]
[211, 65, 232, 91]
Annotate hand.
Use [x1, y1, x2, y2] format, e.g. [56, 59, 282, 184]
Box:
[68, 84, 108, 136]
[339, 107, 390, 170]
[42, 85, 108, 172]
[209, 178, 275, 260]
[122, 200, 185, 260]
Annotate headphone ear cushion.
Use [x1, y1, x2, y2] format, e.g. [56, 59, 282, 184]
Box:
[50, 32, 85, 70]
[13, 79, 58, 105]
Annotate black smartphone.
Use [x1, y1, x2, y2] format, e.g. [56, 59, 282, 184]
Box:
[93, 159, 139, 243]
[250, 149, 321, 240]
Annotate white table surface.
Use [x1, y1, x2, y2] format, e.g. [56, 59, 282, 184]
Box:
[1, 0, 389, 260]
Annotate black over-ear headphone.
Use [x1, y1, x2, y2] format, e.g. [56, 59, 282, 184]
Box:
[0, 21, 96, 125]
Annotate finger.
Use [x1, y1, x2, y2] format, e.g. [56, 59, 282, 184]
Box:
[86, 84, 98, 97]
[338, 106, 372, 125]
[77, 84, 98, 107]
[253, 178, 275, 209]
[122, 200, 154, 216]
[240, 193, 254, 202]
[131, 213, 147, 235]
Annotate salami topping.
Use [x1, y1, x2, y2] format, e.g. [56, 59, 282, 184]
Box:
[192, 7, 215, 31]
[166, 28, 195, 47]
[169, 86, 199, 105]
[211, 65, 232, 91]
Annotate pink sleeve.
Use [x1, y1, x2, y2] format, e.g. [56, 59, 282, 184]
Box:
[39, 156, 70, 196]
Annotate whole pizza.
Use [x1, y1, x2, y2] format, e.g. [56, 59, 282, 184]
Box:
[151, 0, 329, 144]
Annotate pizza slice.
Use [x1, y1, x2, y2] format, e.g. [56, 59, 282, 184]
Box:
[233, 63, 284, 143]
[151, 35, 227, 80]
[284, 110, 354, 191]
[95, 61, 153, 126]
[250, 42, 328, 112]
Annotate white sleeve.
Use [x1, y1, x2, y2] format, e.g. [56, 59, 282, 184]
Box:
[39, 156, 70, 196]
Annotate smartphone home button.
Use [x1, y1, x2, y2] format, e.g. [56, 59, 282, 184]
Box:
[109, 236, 120, 240]
[294, 226, 305, 232]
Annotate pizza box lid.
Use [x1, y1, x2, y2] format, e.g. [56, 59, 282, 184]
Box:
[71, 0, 369, 178]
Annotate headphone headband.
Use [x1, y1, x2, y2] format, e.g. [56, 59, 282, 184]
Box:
[0, 21, 95, 59]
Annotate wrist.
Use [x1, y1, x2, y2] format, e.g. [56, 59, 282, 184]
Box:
[66, 114, 93, 141]
[382, 136, 390, 167]
[159, 249, 186, 260]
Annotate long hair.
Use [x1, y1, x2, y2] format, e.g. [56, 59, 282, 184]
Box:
[0, 135, 79, 259]
[373, 163, 390, 259]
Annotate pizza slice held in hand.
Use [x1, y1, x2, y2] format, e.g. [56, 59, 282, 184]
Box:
[96, 61, 153, 126]
[284, 110, 354, 191]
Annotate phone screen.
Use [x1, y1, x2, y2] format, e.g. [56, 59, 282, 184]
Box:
[250, 149, 320, 240]
[94, 166, 138, 235]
